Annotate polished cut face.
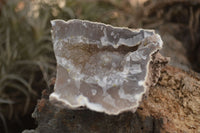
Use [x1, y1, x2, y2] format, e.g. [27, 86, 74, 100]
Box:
[50, 19, 163, 115]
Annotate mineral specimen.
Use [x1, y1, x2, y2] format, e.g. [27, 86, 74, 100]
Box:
[50, 19, 163, 115]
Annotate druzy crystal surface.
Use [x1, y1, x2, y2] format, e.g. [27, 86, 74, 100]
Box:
[50, 19, 163, 115]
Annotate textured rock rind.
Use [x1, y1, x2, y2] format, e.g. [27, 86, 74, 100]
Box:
[50, 19, 164, 115]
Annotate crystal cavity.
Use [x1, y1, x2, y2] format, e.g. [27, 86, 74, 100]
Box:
[49, 19, 163, 115]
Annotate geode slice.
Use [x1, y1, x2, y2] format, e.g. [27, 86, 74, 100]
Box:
[50, 19, 163, 115]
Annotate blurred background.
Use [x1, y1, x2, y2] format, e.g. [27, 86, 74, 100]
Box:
[0, 0, 199, 132]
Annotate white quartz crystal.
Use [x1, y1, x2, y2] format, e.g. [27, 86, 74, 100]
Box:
[50, 19, 163, 115]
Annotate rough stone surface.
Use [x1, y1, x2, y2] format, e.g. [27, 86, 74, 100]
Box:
[139, 66, 200, 133]
[23, 65, 200, 133]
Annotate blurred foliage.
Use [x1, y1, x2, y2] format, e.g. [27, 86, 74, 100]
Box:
[0, 0, 140, 132]
[0, 0, 57, 119]
[62, 0, 140, 27]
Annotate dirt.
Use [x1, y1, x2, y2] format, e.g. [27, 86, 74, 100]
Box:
[139, 66, 200, 132]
